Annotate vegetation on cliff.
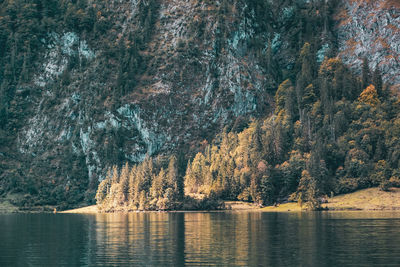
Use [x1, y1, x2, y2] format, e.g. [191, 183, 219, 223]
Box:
[0, 0, 161, 209]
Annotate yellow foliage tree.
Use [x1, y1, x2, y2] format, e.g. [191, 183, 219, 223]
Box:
[358, 84, 380, 107]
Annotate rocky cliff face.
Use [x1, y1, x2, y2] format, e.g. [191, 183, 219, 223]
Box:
[8, 0, 274, 206]
[337, 0, 400, 88]
[1, 0, 399, 208]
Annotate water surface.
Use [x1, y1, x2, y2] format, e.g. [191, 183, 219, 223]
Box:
[1, 211, 400, 266]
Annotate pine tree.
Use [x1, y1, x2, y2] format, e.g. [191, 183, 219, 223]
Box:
[249, 121, 263, 166]
[372, 67, 383, 97]
[141, 156, 153, 193]
[167, 155, 178, 192]
[250, 173, 261, 204]
[296, 170, 320, 210]
[119, 162, 130, 203]
[174, 154, 185, 201]
[358, 84, 380, 107]
[133, 165, 144, 208]
[96, 177, 111, 204]
[138, 190, 148, 210]
[184, 160, 192, 195]
[111, 165, 119, 184]
[260, 173, 275, 205]
[302, 84, 316, 113]
[361, 57, 370, 90]
[150, 168, 165, 199]
[275, 79, 296, 120]
[128, 166, 137, 205]
[296, 43, 314, 122]
[185, 153, 207, 194]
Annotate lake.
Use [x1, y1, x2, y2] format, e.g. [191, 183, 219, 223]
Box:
[1, 211, 400, 266]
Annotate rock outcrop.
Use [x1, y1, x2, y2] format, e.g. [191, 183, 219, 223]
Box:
[337, 0, 400, 88]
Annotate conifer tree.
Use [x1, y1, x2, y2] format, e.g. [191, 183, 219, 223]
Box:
[260, 173, 275, 205]
[358, 84, 380, 107]
[361, 57, 370, 89]
[119, 163, 130, 203]
[296, 43, 314, 122]
[184, 160, 192, 195]
[185, 153, 207, 194]
[133, 164, 144, 208]
[372, 67, 383, 97]
[151, 168, 165, 199]
[249, 121, 263, 166]
[250, 173, 261, 204]
[138, 190, 148, 210]
[296, 170, 320, 210]
[128, 166, 137, 205]
[96, 175, 111, 204]
[275, 79, 296, 120]
[167, 155, 178, 192]
[140, 156, 153, 193]
[302, 84, 316, 113]
[111, 165, 119, 184]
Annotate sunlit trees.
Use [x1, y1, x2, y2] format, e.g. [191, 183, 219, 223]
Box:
[185, 152, 208, 194]
[275, 79, 295, 118]
[95, 174, 111, 204]
[296, 170, 320, 210]
[358, 84, 380, 107]
[96, 152, 217, 211]
[150, 168, 165, 200]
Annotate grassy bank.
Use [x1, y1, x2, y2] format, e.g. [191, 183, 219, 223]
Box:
[262, 187, 400, 212]
[322, 187, 400, 211]
[60, 205, 98, 214]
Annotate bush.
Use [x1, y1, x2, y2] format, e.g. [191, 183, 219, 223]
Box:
[181, 195, 225, 211]
[336, 177, 361, 194]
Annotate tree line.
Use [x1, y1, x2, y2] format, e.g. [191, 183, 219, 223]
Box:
[96, 155, 224, 211]
[184, 43, 399, 210]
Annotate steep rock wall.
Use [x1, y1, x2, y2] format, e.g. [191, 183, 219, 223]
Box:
[337, 0, 400, 87]
[14, 0, 272, 200]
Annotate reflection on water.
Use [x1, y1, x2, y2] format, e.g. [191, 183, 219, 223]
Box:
[1, 211, 400, 266]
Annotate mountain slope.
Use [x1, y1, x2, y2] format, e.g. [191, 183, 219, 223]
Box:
[0, 0, 399, 209]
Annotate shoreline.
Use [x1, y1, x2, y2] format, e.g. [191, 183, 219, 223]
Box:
[61, 187, 400, 214]
[59, 201, 261, 214]
[3, 187, 400, 214]
[262, 187, 400, 212]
